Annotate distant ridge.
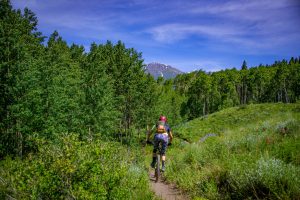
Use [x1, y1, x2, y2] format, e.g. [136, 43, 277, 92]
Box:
[144, 62, 184, 79]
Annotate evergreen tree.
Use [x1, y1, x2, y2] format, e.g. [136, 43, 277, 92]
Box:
[241, 60, 248, 70]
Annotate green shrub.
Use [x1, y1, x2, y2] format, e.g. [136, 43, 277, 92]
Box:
[0, 133, 153, 200]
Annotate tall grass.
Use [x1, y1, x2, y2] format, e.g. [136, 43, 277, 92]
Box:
[165, 103, 300, 199]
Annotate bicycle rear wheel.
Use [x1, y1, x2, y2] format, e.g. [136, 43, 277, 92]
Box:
[155, 154, 160, 182]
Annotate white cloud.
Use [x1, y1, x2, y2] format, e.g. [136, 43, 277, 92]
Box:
[147, 0, 300, 53]
[148, 23, 246, 43]
[189, 0, 298, 16]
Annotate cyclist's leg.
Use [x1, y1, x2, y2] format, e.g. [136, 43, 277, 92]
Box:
[161, 134, 169, 171]
[151, 134, 159, 168]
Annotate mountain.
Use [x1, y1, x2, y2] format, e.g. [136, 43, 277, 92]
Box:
[144, 62, 184, 79]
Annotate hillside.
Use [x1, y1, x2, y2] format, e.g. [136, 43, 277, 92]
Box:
[165, 103, 300, 199]
[174, 103, 300, 142]
[144, 62, 183, 79]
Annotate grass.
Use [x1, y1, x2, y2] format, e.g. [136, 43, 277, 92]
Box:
[164, 103, 300, 199]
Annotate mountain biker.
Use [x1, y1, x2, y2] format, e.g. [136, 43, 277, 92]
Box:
[147, 115, 173, 172]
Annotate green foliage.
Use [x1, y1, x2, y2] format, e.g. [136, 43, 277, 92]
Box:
[186, 71, 212, 118]
[154, 79, 185, 126]
[165, 103, 300, 199]
[175, 59, 300, 120]
[81, 43, 120, 137]
[0, 0, 159, 156]
[0, 133, 153, 199]
[38, 31, 84, 135]
[98, 41, 152, 134]
[0, 0, 44, 156]
[80, 41, 159, 140]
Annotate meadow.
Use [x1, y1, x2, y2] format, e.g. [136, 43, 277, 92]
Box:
[164, 103, 300, 199]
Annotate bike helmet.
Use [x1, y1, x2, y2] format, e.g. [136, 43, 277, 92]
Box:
[159, 115, 167, 122]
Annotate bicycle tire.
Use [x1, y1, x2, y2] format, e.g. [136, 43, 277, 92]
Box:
[155, 154, 160, 182]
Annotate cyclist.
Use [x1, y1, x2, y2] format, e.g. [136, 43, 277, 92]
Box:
[147, 115, 173, 172]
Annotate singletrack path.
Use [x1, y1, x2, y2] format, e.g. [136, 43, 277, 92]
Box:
[149, 170, 189, 200]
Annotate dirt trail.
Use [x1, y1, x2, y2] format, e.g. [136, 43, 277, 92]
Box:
[149, 170, 189, 200]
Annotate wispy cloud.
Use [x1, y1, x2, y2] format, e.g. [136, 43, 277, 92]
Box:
[148, 23, 246, 43]
[147, 0, 300, 55]
[188, 0, 299, 16]
[11, 0, 300, 72]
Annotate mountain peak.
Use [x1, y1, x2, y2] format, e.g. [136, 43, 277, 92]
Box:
[144, 62, 183, 79]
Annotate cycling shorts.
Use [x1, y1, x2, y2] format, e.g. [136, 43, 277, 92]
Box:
[153, 133, 169, 155]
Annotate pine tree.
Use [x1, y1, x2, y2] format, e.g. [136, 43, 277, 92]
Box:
[241, 60, 248, 70]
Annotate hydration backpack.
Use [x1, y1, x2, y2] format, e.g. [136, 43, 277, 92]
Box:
[156, 120, 166, 133]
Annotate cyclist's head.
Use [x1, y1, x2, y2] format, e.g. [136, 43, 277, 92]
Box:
[159, 115, 167, 122]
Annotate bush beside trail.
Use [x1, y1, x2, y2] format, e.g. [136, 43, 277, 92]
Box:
[0, 134, 154, 200]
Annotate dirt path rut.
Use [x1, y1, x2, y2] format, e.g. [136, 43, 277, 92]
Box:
[149, 171, 189, 200]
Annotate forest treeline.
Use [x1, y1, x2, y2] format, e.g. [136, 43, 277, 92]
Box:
[175, 58, 300, 120]
[1, 0, 300, 158]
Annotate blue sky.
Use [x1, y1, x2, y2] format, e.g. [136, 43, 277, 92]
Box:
[12, 0, 300, 72]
